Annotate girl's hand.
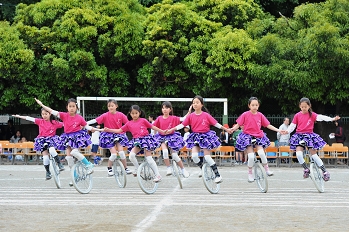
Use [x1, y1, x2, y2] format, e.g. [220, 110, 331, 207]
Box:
[166, 128, 174, 134]
[12, 114, 20, 118]
[104, 127, 110, 132]
[34, 98, 43, 106]
[334, 116, 341, 121]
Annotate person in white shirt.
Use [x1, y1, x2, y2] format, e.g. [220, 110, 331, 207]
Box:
[148, 115, 155, 135]
[91, 125, 102, 165]
[277, 117, 290, 146]
[183, 125, 190, 142]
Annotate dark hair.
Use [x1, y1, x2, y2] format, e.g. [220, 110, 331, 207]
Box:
[107, 99, 118, 107]
[127, 105, 146, 120]
[192, 95, 209, 113]
[336, 119, 343, 127]
[299, 97, 312, 117]
[248, 97, 259, 106]
[41, 108, 57, 124]
[66, 98, 79, 110]
[162, 101, 174, 115]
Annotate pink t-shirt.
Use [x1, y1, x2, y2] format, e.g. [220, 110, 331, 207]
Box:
[35, 118, 63, 137]
[121, 118, 153, 138]
[181, 112, 217, 133]
[59, 112, 87, 133]
[292, 111, 318, 133]
[153, 115, 180, 135]
[236, 111, 270, 138]
[96, 111, 128, 129]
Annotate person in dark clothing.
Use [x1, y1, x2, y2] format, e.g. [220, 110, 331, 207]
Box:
[5, 119, 16, 140]
[332, 119, 346, 144]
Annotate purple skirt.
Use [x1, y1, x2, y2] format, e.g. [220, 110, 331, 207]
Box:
[185, 131, 221, 150]
[34, 136, 61, 152]
[154, 132, 185, 151]
[235, 133, 270, 151]
[99, 132, 129, 149]
[127, 135, 159, 152]
[289, 133, 326, 150]
[57, 130, 92, 150]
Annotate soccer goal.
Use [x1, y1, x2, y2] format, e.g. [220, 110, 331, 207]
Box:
[77, 97, 228, 124]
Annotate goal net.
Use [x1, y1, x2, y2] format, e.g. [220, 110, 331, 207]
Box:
[77, 97, 228, 125]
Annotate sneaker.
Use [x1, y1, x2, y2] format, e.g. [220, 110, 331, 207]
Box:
[166, 167, 172, 176]
[323, 171, 330, 181]
[84, 163, 94, 175]
[93, 157, 101, 165]
[107, 168, 114, 176]
[58, 163, 65, 171]
[132, 170, 137, 177]
[182, 169, 190, 178]
[214, 176, 223, 183]
[69, 181, 73, 187]
[248, 173, 254, 182]
[153, 175, 162, 183]
[266, 170, 274, 176]
[125, 168, 132, 174]
[46, 172, 52, 180]
[303, 168, 310, 178]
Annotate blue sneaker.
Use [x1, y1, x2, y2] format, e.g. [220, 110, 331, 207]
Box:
[94, 156, 101, 165]
[84, 163, 94, 174]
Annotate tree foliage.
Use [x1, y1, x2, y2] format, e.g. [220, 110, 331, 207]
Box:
[0, 0, 348, 116]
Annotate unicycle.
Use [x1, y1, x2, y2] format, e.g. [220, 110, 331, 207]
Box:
[49, 154, 61, 189]
[298, 139, 325, 193]
[113, 159, 127, 188]
[202, 162, 220, 194]
[171, 159, 183, 189]
[309, 156, 324, 193]
[137, 161, 159, 194]
[71, 161, 93, 194]
[252, 156, 268, 193]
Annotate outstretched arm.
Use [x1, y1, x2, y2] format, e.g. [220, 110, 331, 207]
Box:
[12, 114, 35, 123]
[104, 127, 123, 133]
[267, 124, 280, 133]
[35, 98, 59, 117]
[151, 125, 165, 134]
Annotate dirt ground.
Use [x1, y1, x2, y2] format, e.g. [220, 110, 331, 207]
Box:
[0, 164, 349, 232]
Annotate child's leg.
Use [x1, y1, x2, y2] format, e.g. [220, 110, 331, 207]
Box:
[42, 150, 51, 180]
[160, 143, 172, 175]
[116, 143, 130, 173]
[128, 147, 140, 175]
[191, 146, 202, 168]
[49, 147, 64, 170]
[70, 148, 94, 174]
[203, 149, 222, 183]
[310, 149, 330, 181]
[256, 147, 273, 176]
[171, 150, 189, 177]
[107, 147, 118, 176]
[145, 150, 161, 182]
[295, 147, 310, 178]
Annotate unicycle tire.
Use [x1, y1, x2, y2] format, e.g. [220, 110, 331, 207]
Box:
[202, 163, 220, 194]
[172, 160, 183, 189]
[310, 162, 325, 193]
[71, 162, 93, 194]
[137, 162, 159, 194]
[254, 162, 268, 193]
[113, 160, 127, 188]
[50, 157, 61, 189]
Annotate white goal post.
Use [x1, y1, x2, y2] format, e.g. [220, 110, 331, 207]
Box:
[77, 97, 228, 124]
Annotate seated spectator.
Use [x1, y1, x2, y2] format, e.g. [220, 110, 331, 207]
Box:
[10, 130, 22, 143]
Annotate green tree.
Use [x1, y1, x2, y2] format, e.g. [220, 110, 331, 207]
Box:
[0, 21, 34, 112]
[9, 0, 145, 111]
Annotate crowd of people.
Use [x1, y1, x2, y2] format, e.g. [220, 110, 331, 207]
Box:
[1, 96, 345, 185]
